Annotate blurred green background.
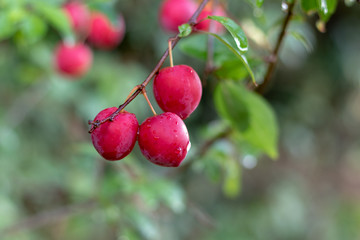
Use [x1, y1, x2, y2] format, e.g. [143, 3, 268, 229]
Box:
[1, 0, 360, 239]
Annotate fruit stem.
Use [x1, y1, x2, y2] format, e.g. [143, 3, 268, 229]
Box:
[141, 88, 157, 116]
[168, 39, 174, 68]
[125, 85, 140, 102]
[88, 0, 211, 133]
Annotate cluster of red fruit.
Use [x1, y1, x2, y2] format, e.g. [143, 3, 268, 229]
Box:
[54, 1, 126, 78]
[89, 0, 227, 167]
[91, 65, 202, 167]
[159, 0, 226, 33]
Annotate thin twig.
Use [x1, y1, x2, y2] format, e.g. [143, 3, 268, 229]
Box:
[255, 0, 296, 94]
[88, 0, 211, 133]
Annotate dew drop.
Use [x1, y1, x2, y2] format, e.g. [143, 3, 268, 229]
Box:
[175, 147, 182, 155]
[186, 141, 191, 152]
[281, 1, 288, 12]
[154, 136, 159, 140]
[146, 124, 151, 128]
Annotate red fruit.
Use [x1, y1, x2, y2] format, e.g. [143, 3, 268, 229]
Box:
[195, 5, 227, 33]
[63, 1, 91, 36]
[91, 107, 139, 161]
[153, 65, 202, 119]
[88, 12, 125, 49]
[138, 112, 190, 167]
[159, 0, 197, 33]
[54, 42, 92, 78]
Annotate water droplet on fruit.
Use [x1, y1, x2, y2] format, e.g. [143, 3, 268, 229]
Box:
[175, 121, 178, 125]
[186, 141, 191, 152]
[146, 124, 151, 128]
[174, 147, 182, 155]
[154, 136, 159, 140]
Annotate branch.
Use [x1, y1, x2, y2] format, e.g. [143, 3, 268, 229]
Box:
[88, 0, 211, 133]
[255, 0, 296, 94]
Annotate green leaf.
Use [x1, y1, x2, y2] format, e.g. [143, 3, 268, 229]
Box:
[301, 0, 317, 12]
[16, 14, 47, 45]
[207, 16, 248, 53]
[0, 11, 18, 40]
[256, 0, 265, 7]
[207, 31, 257, 85]
[215, 81, 279, 159]
[33, 2, 75, 42]
[178, 34, 208, 60]
[316, 0, 337, 22]
[215, 58, 249, 81]
[241, 90, 279, 159]
[222, 158, 242, 198]
[289, 31, 313, 52]
[214, 82, 250, 132]
[178, 34, 230, 62]
[178, 23, 192, 37]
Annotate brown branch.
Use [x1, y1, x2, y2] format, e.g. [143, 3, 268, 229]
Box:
[255, 0, 296, 94]
[0, 200, 97, 237]
[88, 0, 211, 133]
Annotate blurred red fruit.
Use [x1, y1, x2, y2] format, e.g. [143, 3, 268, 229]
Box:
[195, 5, 227, 33]
[88, 12, 125, 49]
[54, 42, 92, 78]
[159, 0, 197, 33]
[63, 1, 91, 36]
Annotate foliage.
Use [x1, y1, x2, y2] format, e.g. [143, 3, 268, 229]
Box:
[1, 0, 360, 239]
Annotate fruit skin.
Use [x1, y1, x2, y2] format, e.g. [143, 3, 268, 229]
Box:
[88, 12, 125, 49]
[91, 107, 139, 161]
[63, 1, 91, 36]
[138, 112, 190, 167]
[54, 42, 93, 78]
[159, 0, 197, 33]
[195, 5, 227, 33]
[153, 65, 202, 119]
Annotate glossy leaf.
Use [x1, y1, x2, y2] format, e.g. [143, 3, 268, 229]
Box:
[317, 0, 337, 22]
[178, 23, 192, 37]
[301, 0, 317, 12]
[208, 16, 248, 53]
[206, 31, 256, 84]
